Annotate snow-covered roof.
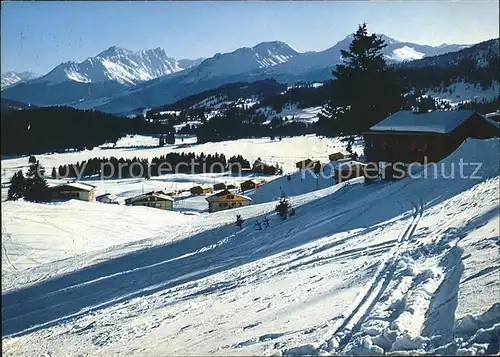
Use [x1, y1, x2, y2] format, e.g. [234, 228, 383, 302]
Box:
[52, 181, 96, 192]
[206, 190, 252, 202]
[96, 193, 117, 199]
[241, 179, 260, 184]
[370, 110, 477, 134]
[329, 160, 367, 171]
[191, 185, 212, 189]
[127, 191, 174, 203]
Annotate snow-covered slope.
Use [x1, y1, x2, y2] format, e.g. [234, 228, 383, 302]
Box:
[181, 41, 299, 83]
[1, 71, 40, 89]
[1, 138, 498, 356]
[177, 58, 205, 69]
[386, 45, 425, 61]
[427, 80, 500, 105]
[37, 46, 184, 85]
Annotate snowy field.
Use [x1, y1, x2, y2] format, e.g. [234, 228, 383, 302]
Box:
[1, 135, 359, 185]
[427, 81, 499, 106]
[1, 137, 499, 356]
[258, 105, 323, 124]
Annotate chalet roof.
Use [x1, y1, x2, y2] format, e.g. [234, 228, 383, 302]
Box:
[332, 160, 367, 171]
[241, 179, 259, 184]
[127, 191, 174, 203]
[370, 110, 477, 134]
[96, 193, 117, 199]
[206, 189, 252, 202]
[51, 181, 96, 192]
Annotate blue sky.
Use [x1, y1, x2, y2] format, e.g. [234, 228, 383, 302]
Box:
[1, 1, 499, 74]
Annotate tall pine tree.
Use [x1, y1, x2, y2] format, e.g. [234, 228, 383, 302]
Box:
[319, 23, 402, 139]
[24, 161, 51, 202]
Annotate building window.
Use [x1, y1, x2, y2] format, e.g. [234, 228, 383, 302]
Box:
[383, 140, 389, 150]
[410, 141, 416, 152]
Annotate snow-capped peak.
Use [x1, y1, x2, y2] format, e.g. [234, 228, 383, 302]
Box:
[1, 71, 40, 89]
[182, 41, 299, 83]
[36, 46, 187, 86]
[385, 45, 426, 61]
[96, 46, 134, 58]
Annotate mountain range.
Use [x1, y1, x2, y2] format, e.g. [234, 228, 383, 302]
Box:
[1, 71, 40, 89]
[0, 34, 479, 114]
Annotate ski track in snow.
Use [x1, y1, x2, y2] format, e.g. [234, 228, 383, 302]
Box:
[1, 137, 499, 356]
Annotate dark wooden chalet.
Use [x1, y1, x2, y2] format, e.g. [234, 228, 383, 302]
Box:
[240, 179, 259, 191]
[213, 182, 227, 191]
[363, 110, 498, 164]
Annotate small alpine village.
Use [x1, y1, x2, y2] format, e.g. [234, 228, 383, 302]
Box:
[5, 101, 498, 216]
[2, 13, 500, 357]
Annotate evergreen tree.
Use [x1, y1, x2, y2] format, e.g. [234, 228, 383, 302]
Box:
[51, 167, 57, 179]
[319, 23, 402, 137]
[275, 196, 291, 220]
[24, 161, 51, 202]
[7, 170, 26, 201]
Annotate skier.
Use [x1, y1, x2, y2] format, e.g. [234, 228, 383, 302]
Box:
[262, 216, 270, 228]
[236, 214, 244, 229]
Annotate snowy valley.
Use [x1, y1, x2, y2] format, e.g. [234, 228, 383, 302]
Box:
[2, 11, 499, 357]
[1, 133, 499, 356]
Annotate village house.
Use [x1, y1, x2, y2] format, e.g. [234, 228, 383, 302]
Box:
[190, 185, 213, 195]
[295, 158, 321, 170]
[295, 158, 313, 170]
[252, 158, 281, 175]
[328, 152, 345, 162]
[125, 191, 174, 210]
[240, 179, 260, 192]
[206, 189, 252, 213]
[332, 161, 367, 184]
[213, 182, 226, 191]
[95, 193, 119, 204]
[363, 109, 498, 165]
[51, 181, 96, 202]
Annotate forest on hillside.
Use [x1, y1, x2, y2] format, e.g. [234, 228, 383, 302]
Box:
[1, 106, 175, 156]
